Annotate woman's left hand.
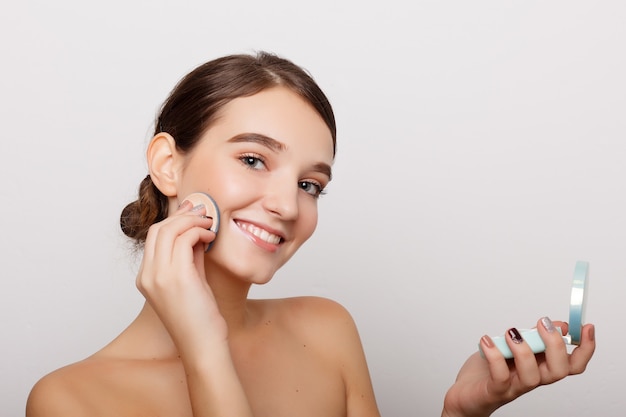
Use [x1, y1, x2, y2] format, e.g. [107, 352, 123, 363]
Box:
[442, 318, 596, 417]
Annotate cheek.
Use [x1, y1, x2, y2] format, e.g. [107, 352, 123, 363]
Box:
[200, 167, 249, 203]
[209, 177, 245, 200]
[298, 200, 319, 240]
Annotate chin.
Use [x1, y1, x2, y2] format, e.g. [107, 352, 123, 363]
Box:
[206, 241, 293, 284]
[248, 275, 275, 286]
[211, 257, 279, 285]
[246, 262, 284, 284]
[245, 263, 292, 287]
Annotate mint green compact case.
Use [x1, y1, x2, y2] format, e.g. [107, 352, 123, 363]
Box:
[480, 261, 589, 358]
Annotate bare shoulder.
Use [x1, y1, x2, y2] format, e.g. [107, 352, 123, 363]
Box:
[276, 296, 355, 326]
[267, 296, 380, 416]
[26, 361, 96, 417]
[279, 295, 350, 313]
[27, 351, 193, 417]
[268, 296, 363, 351]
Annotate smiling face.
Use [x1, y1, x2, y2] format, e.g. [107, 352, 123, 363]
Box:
[173, 87, 334, 284]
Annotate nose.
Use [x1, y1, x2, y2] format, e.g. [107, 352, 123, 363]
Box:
[263, 176, 299, 220]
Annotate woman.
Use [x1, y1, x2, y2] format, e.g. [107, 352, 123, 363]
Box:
[26, 52, 595, 417]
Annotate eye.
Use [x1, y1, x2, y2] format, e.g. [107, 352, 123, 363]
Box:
[239, 154, 266, 170]
[299, 181, 326, 198]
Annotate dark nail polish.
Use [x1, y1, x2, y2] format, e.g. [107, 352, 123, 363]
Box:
[508, 328, 524, 344]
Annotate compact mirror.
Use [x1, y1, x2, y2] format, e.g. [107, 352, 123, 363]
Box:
[566, 260, 589, 345]
[480, 260, 590, 358]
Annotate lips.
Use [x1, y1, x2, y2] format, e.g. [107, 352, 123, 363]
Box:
[235, 220, 283, 245]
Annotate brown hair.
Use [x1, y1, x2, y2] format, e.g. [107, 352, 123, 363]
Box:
[120, 51, 336, 245]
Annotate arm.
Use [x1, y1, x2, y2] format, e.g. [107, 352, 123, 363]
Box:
[137, 201, 253, 417]
[441, 318, 596, 417]
[182, 340, 254, 417]
[306, 298, 381, 417]
[342, 322, 382, 417]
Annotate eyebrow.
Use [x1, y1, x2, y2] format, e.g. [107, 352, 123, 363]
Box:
[228, 133, 285, 152]
[313, 162, 332, 181]
[228, 133, 333, 181]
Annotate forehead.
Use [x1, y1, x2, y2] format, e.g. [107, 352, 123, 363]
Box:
[212, 87, 334, 161]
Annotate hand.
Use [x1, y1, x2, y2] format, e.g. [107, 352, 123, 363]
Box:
[442, 318, 596, 417]
[136, 200, 224, 358]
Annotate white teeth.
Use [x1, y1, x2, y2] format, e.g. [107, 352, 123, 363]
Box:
[236, 221, 282, 244]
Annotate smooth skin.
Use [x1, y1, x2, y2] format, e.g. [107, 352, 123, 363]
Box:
[27, 87, 380, 417]
[26, 86, 595, 417]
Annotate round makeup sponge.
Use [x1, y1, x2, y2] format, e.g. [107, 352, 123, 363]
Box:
[183, 192, 221, 251]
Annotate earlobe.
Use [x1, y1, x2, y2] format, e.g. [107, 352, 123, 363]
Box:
[146, 132, 181, 197]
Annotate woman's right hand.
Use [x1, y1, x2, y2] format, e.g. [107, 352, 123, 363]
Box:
[136, 200, 254, 416]
[135, 200, 223, 359]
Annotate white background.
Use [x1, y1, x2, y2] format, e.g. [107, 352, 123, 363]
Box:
[1, 1, 624, 416]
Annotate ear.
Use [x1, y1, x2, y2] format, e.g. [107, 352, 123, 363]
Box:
[146, 132, 182, 197]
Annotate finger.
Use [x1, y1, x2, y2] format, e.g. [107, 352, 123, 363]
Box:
[479, 335, 512, 395]
[552, 320, 569, 337]
[536, 317, 569, 383]
[154, 212, 212, 249]
[142, 202, 204, 260]
[505, 328, 541, 390]
[177, 199, 193, 212]
[139, 215, 213, 287]
[144, 197, 212, 247]
[569, 323, 596, 375]
[170, 227, 215, 270]
[152, 218, 212, 271]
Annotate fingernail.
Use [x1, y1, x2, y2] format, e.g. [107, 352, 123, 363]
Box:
[589, 324, 595, 341]
[178, 200, 191, 209]
[201, 215, 213, 230]
[191, 204, 205, 212]
[481, 335, 494, 348]
[541, 316, 556, 333]
[508, 328, 524, 344]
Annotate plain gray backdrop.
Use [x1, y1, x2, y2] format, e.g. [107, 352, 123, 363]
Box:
[2, 1, 624, 416]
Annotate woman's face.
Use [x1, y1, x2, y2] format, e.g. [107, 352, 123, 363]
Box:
[175, 86, 334, 284]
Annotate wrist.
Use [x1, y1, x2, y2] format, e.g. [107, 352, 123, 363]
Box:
[179, 337, 231, 370]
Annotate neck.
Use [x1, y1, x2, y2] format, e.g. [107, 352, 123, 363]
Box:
[131, 266, 255, 355]
[206, 266, 254, 333]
